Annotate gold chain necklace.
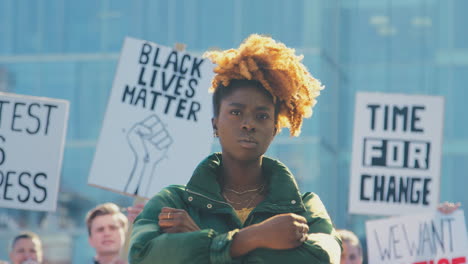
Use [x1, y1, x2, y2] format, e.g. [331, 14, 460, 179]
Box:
[222, 185, 265, 207]
[224, 184, 266, 195]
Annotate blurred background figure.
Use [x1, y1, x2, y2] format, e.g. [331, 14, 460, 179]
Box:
[337, 229, 363, 264]
[9, 231, 43, 264]
[85, 202, 144, 264]
[86, 203, 128, 264]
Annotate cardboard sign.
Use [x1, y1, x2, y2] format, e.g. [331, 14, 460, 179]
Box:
[0, 92, 69, 211]
[349, 92, 444, 215]
[89, 37, 214, 198]
[366, 210, 468, 264]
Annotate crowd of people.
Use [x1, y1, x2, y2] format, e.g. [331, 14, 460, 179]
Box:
[3, 202, 144, 264]
[1, 34, 463, 264]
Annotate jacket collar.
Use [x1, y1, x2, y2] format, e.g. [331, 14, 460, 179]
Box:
[185, 153, 305, 213]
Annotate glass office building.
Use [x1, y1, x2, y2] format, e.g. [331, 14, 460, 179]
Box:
[0, 0, 467, 262]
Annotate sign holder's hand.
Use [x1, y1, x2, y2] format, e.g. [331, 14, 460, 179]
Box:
[437, 201, 461, 214]
[120, 197, 146, 262]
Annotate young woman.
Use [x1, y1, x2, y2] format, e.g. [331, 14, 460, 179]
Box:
[129, 34, 341, 263]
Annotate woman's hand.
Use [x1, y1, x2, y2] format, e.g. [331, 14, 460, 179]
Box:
[230, 213, 309, 257]
[158, 207, 201, 233]
[253, 213, 309, 249]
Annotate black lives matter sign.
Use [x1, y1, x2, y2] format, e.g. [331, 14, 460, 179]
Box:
[349, 92, 444, 216]
[89, 38, 213, 198]
[0, 92, 69, 211]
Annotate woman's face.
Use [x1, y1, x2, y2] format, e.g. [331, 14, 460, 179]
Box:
[341, 241, 363, 264]
[213, 84, 276, 162]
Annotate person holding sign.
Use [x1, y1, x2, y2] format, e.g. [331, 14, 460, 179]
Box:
[129, 34, 341, 263]
[438, 201, 461, 214]
[8, 231, 43, 264]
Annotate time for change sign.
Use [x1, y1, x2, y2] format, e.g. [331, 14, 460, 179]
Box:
[349, 92, 444, 216]
[0, 92, 69, 211]
[366, 210, 468, 264]
[89, 37, 214, 198]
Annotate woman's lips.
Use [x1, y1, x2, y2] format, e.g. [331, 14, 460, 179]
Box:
[238, 139, 258, 148]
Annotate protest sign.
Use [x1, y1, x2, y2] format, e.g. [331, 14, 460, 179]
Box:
[0, 92, 69, 211]
[366, 210, 468, 264]
[89, 37, 214, 198]
[349, 92, 444, 215]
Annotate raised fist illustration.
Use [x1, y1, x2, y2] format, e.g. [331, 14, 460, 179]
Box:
[125, 115, 173, 196]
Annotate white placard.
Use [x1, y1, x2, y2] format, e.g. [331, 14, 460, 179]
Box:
[0, 92, 69, 211]
[366, 210, 468, 264]
[349, 92, 444, 216]
[89, 37, 214, 198]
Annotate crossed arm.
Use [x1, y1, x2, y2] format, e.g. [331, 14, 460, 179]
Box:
[129, 189, 341, 264]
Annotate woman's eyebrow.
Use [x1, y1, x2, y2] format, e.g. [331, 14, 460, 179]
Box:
[255, 106, 273, 111]
[228, 102, 272, 111]
[228, 102, 245, 108]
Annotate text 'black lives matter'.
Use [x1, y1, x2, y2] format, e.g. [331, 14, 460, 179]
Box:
[121, 42, 204, 122]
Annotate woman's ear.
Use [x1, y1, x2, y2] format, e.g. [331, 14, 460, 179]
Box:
[212, 117, 219, 137]
[211, 117, 218, 130]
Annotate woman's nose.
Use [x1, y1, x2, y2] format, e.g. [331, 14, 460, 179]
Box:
[241, 116, 255, 131]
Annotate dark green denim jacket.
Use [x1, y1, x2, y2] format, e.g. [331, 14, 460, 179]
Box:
[129, 153, 341, 263]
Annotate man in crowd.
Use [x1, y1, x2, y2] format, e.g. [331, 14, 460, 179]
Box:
[9, 231, 43, 264]
[86, 203, 129, 264]
[86, 202, 144, 264]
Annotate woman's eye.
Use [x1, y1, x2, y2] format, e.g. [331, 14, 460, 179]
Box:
[257, 113, 270, 120]
[230, 110, 241, 115]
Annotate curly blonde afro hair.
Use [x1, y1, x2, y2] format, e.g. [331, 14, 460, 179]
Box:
[204, 34, 324, 136]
